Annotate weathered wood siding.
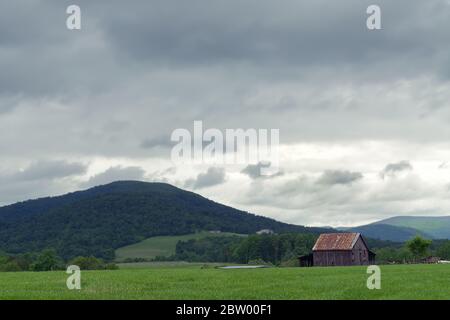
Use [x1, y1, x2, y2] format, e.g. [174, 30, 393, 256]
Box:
[313, 250, 352, 266]
[350, 236, 370, 265]
[313, 236, 370, 266]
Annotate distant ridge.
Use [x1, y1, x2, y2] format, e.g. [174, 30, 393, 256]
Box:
[0, 181, 330, 260]
[340, 215, 450, 242]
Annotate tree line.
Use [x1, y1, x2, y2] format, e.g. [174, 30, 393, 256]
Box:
[167, 234, 450, 266]
[376, 236, 450, 263]
[0, 249, 118, 272]
[168, 233, 318, 266]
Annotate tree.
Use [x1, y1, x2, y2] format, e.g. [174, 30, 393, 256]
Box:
[31, 249, 61, 271]
[69, 256, 104, 270]
[375, 247, 399, 264]
[437, 241, 450, 260]
[406, 236, 432, 263]
[0, 256, 21, 272]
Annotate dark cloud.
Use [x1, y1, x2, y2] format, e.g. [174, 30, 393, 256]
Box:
[1, 0, 450, 161]
[95, 0, 450, 78]
[380, 160, 413, 179]
[185, 167, 226, 189]
[2, 0, 450, 99]
[241, 162, 283, 179]
[317, 170, 363, 186]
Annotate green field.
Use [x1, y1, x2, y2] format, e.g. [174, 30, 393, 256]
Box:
[0, 264, 448, 299]
[115, 261, 244, 269]
[115, 232, 244, 261]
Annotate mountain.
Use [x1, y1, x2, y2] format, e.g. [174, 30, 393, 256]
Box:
[340, 224, 431, 242]
[0, 181, 329, 260]
[342, 216, 450, 242]
[373, 216, 450, 239]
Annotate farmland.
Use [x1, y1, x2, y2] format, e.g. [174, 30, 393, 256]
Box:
[0, 264, 448, 299]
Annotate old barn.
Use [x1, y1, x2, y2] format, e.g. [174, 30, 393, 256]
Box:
[299, 233, 375, 267]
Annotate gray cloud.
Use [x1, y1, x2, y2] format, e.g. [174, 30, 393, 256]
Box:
[13, 160, 87, 181]
[241, 162, 283, 179]
[1, 1, 450, 161]
[317, 170, 363, 186]
[380, 160, 413, 179]
[83, 166, 146, 187]
[96, 0, 450, 77]
[241, 163, 266, 179]
[0, 159, 86, 205]
[185, 167, 226, 189]
[140, 136, 173, 149]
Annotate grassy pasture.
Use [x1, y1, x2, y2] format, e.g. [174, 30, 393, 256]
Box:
[116, 261, 242, 269]
[0, 264, 448, 300]
[115, 231, 244, 261]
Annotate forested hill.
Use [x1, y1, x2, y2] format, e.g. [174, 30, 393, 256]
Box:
[0, 181, 330, 260]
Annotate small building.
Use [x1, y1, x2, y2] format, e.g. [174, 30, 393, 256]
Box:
[299, 233, 376, 267]
[256, 229, 274, 235]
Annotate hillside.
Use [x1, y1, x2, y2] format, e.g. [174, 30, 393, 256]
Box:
[341, 224, 431, 242]
[115, 231, 245, 262]
[0, 181, 329, 260]
[374, 216, 450, 239]
[342, 215, 450, 241]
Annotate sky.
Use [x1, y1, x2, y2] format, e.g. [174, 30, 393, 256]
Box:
[1, 0, 450, 227]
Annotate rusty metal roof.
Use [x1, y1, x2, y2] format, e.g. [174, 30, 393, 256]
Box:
[312, 233, 360, 251]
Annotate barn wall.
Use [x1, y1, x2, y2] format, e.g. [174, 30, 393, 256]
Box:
[313, 250, 353, 266]
[351, 237, 370, 265]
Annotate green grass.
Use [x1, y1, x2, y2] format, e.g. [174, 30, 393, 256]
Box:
[115, 231, 244, 261]
[0, 264, 448, 299]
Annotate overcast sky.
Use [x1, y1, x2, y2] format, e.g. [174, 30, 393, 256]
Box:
[1, 0, 450, 227]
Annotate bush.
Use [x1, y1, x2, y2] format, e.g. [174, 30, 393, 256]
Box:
[279, 258, 299, 268]
[104, 263, 119, 270]
[68, 256, 118, 270]
[30, 249, 63, 271]
[69, 256, 104, 270]
[0, 251, 116, 272]
[0, 260, 21, 272]
[248, 259, 271, 266]
[123, 257, 148, 263]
